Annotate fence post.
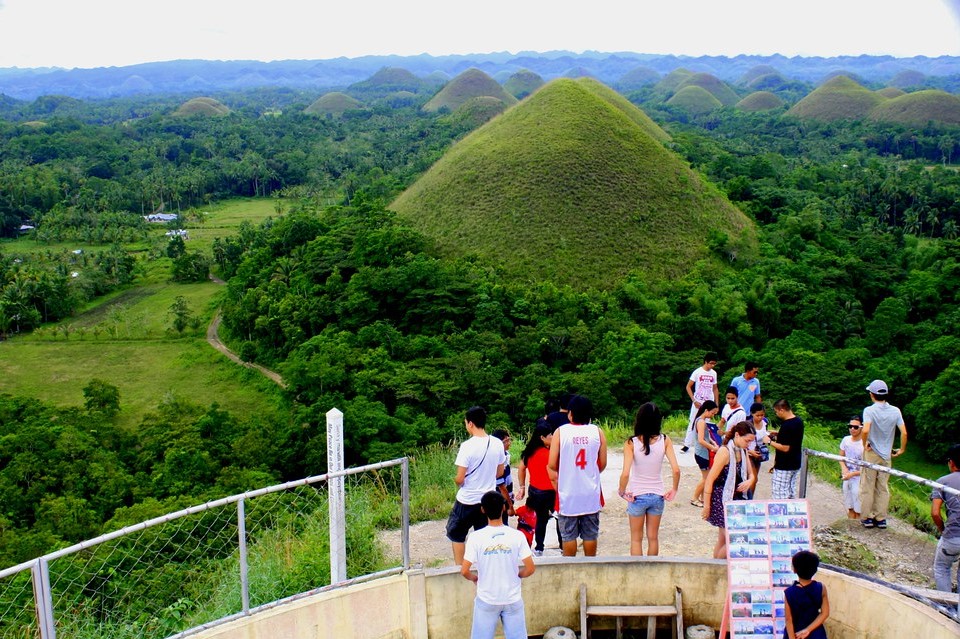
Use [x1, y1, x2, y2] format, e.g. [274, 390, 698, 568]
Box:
[401, 457, 411, 569]
[237, 498, 250, 614]
[798, 449, 809, 498]
[327, 408, 347, 584]
[31, 558, 56, 639]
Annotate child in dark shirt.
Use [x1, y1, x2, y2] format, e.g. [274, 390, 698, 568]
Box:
[784, 550, 829, 639]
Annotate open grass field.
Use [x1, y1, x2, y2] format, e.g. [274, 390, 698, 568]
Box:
[0, 338, 281, 429]
[0, 197, 285, 426]
[183, 197, 280, 252]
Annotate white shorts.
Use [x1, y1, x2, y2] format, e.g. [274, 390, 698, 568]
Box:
[843, 476, 861, 513]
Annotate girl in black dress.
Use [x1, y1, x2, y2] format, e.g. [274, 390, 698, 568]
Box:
[701, 422, 757, 558]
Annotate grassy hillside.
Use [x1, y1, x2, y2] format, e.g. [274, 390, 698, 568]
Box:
[304, 92, 363, 116]
[736, 91, 785, 112]
[655, 68, 694, 94]
[174, 97, 229, 116]
[576, 78, 671, 143]
[868, 89, 960, 126]
[667, 85, 723, 114]
[740, 64, 780, 85]
[787, 75, 884, 122]
[617, 66, 660, 91]
[391, 78, 755, 290]
[423, 68, 517, 112]
[503, 69, 544, 99]
[676, 73, 740, 106]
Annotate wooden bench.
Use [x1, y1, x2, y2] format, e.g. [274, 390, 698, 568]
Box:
[579, 583, 684, 639]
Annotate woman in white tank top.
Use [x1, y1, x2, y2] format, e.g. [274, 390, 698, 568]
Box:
[618, 403, 681, 556]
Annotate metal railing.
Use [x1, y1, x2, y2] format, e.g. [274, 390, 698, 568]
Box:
[0, 458, 410, 639]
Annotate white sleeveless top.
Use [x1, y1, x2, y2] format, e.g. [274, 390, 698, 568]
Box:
[555, 422, 603, 516]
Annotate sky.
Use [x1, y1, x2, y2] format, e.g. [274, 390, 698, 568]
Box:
[0, 0, 958, 69]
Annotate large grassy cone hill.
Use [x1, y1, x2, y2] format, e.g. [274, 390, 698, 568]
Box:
[739, 65, 779, 85]
[304, 92, 364, 116]
[174, 97, 230, 116]
[423, 68, 518, 112]
[736, 91, 785, 112]
[868, 90, 960, 126]
[655, 68, 694, 94]
[391, 78, 755, 290]
[787, 75, 884, 122]
[888, 70, 926, 89]
[503, 69, 545, 99]
[617, 66, 661, 91]
[348, 67, 424, 94]
[666, 85, 723, 114]
[876, 87, 906, 99]
[676, 73, 740, 106]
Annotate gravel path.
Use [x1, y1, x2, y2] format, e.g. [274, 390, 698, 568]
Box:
[383, 444, 937, 588]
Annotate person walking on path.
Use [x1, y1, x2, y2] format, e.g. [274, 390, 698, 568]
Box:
[461, 491, 536, 639]
[516, 422, 560, 556]
[682, 352, 719, 452]
[839, 416, 865, 519]
[763, 399, 804, 500]
[447, 406, 506, 565]
[729, 362, 762, 415]
[690, 400, 721, 508]
[702, 422, 757, 558]
[931, 443, 960, 614]
[618, 402, 681, 556]
[859, 380, 907, 529]
[548, 394, 607, 557]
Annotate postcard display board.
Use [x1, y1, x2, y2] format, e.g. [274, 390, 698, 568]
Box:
[722, 499, 812, 639]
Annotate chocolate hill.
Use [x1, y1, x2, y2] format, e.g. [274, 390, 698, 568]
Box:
[423, 68, 518, 112]
[391, 78, 755, 290]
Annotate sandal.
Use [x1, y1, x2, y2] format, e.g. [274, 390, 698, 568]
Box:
[690, 499, 704, 508]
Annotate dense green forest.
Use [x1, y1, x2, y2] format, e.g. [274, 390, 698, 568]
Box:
[1, 84, 960, 569]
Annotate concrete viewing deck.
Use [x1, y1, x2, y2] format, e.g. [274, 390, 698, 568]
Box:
[188, 556, 960, 639]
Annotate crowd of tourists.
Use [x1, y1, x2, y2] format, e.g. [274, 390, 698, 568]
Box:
[448, 354, 958, 638]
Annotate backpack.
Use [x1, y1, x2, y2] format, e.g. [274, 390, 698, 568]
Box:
[706, 421, 723, 467]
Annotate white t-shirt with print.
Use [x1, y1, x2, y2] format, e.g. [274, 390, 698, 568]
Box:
[689, 366, 718, 403]
[455, 435, 506, 505]
[464, 524, 532, 605]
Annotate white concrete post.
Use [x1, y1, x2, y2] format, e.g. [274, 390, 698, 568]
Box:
[327, 407, 347, 584]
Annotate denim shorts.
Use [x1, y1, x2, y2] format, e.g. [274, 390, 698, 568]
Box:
[626, 493, 665, 517]
[557, 512, 600, 542]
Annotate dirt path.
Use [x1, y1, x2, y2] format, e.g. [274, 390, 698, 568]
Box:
[383, 445, 937, 588]
[205, 274, 287, 388]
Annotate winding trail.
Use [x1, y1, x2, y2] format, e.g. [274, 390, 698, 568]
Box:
[205, 275, 287, 388]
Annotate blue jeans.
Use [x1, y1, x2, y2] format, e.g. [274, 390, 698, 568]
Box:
[933, 535, 960, 613]
[626, 493, 665, 517]
[471, 598, 527, 639]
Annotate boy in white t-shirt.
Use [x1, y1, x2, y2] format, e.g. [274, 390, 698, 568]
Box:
[840, 416, 865, 519]
[461, 491, 536, 639]
[682, 352, 719, 452]
[447, 406, 506, 565]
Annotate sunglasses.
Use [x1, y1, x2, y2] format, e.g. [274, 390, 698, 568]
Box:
[848, 425, 862, 429]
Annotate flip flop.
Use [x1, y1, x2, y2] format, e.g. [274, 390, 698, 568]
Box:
[690, 499, 704, 507]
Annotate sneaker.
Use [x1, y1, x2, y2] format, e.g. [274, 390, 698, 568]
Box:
[861, 518, 875, 528]
[533, 549, 543, 557]
[875, 519, 887, 529]
[680, 446, 690, 453]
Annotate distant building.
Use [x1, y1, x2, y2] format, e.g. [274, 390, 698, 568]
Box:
[18, 224, 35, 233]
[165, 229, 189, 239]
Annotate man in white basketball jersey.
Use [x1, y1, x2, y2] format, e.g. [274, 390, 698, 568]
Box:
[547, 394, 607, 556]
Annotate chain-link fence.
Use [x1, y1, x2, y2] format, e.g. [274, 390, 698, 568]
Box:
[0, 458, 410, 639]
[799, 448, 960, 621]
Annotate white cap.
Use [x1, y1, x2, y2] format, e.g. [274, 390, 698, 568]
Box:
[865, 380, 888, 396]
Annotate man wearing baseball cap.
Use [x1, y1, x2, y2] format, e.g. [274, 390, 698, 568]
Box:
[859, 380, 907, 529]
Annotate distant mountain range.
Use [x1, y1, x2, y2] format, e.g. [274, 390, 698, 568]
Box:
[1, 52, 959, 100]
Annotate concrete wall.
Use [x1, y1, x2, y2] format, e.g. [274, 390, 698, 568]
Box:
[189, 559, 960, 639]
